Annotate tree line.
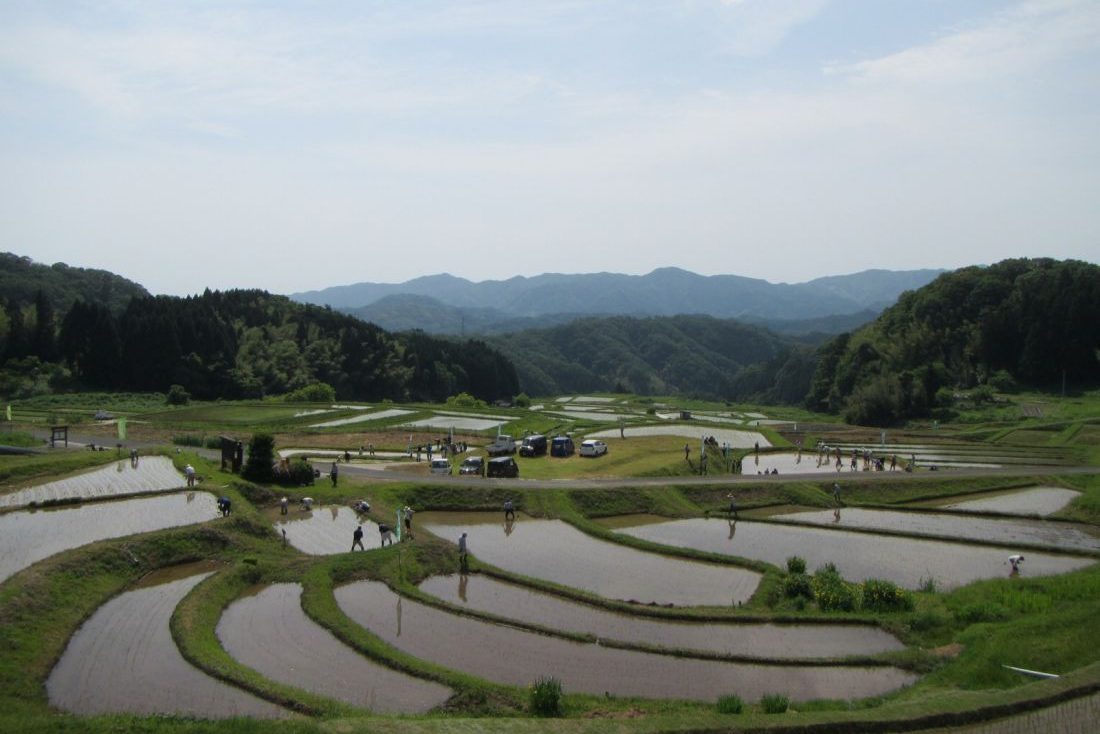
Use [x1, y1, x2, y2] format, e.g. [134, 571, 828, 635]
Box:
[0, 287, 518, 403]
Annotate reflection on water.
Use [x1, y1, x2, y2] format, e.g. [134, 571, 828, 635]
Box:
[419, 512, 761, 606]
[338, 580, 915, 702]
[48, 571, 286, 718]
[421, 573, 904, 659]
[616, 518, 1093, 590]
[217, 583, 450, 713]
[0, 493, 220, 584]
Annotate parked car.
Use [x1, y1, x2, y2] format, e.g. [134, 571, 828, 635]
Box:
[430, 458, 452, 475]
[579, 439, 608, 457]
[519, 434, 547, 457]
[487, 456, 520, 478]
[550, 436, 575, 457]
[486, 434, 516, 456]
[459, 456, 484, 476]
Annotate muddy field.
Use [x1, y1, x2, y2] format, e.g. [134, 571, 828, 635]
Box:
[418, 573, 904, 658]
[774, 508, 1100, 552]
[0, 492, 220, 584]
[0, 456, 184, 509]
[336, 580, 916, 702]
[614, 518, 1094, 590]
[217, 583, 451, 712]
[419, 512, 761, 606]
[47, 565, 287, 719]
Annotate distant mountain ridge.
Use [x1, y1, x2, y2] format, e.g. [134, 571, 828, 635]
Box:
[291, 267, 943, 324]
[294, 268, 942, 335]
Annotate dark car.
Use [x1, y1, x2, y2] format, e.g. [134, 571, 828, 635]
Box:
[459, 456, 485, 476]
[486, 456, 519, 478]
[550, 436, 575, 457]
[519, 434, 547, 457]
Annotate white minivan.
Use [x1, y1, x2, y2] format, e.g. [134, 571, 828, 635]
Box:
[430, 458, 452, 475]
[579, 439, 608, 457]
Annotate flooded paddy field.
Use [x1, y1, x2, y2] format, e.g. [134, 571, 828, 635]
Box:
[585, 425, 771, 447]
[336, 580, 917, 703]
[403, 415, 507, 431]
[0, 492, 220, 584]
[418, 573, 904, 659]
[774, 508, 1100, 553]
[934, 487, 1082, 516]
[217, 583, 451, 713]
[47, 565, 287, 719]
[825, 443, 1071, 468]
[0, 456, 184, 509]
[270, 505, 372, 555]
[614, 518, 1094, 590]
[418, 512, 760, 606]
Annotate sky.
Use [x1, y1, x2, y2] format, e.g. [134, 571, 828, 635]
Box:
[1, 0, 1098, 297]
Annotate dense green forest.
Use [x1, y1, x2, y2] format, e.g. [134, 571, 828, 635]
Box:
[0, 253, 148, 316]
[0, 283, 518, 403]
[487, 314, 816, 403]
[807, 258, 1100, 425]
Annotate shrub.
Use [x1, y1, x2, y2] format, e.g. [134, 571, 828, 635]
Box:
[956, 602, 1011, 624]
[529, 676, 562, 717]
[786, 556, 807, 574]
[862, 578, 915, 612]
[283, 382, 336, 403]
[919, 576, 938, 594]
[166, 384, 191, 406]
[783, 573, 813, 599]
[513, 392, 531, 408]
[989, 370, 1017, 393]
[716, 694, 744, 714]
[812, 566, 857, 612]
[242, 433, 276, 483]
[173, 434, 205, 447]
[760, 693, 789, 714]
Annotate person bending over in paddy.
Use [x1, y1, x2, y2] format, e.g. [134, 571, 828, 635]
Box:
[1008, 554, 1025, 575]
[504, 498, 515, 521]
[352, 524, 365, 551]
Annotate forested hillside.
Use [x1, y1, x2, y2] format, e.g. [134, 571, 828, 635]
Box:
[488, 314, 816, 403]
[1, 284, 518, 403]
[0, 253, 148, 316]
[807, 258, 1100, 425]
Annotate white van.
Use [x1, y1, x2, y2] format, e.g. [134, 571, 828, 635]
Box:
[579, 439, 608, 457]
[430, 458, 452, 475]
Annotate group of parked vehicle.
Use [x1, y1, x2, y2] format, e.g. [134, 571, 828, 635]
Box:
[428, 432, 608, 478]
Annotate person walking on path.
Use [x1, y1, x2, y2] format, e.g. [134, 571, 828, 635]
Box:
[832, 482, 842, 506]
[329, 462, 339, 487]
[352, 524, 365, 551]
[504, 498, 515, 521]
[280, 496, 289, 515]
[458, 532, 469, 571]
[403, 506, 414, 538]
[684, 443, 690, 461]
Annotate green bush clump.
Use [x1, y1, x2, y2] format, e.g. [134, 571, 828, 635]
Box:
[783, 573, 813, 599]
[529, 676, 563, 717]
[760, 693, 789, 714]
[862, 578, 915, 612]
[812, 566, 857, 612]
[786, 556, 807, 574]
[283, 382, 336, 402]
[716, 694, 744, 714]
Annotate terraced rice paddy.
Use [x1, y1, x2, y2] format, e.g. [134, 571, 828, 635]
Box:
[271, 505, 373, 554]
[0, 456, 183, 509]
[419, 512, 761, 606]
[336, 580, 917, 702]
[47, 565, 287, 719]
[419, 573, 904, 658]
[0, 492, 220, 584]
[218, 583, 452, 712]
[309, 408, 414, 428]
[937, 487, 1081, 516]
[586, 425, 771, 447]
[773, 508, 1100, 553]
[403, 415, 507, 431]
[613, 517, 1094, 590]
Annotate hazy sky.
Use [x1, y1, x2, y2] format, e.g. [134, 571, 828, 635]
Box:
[1, 0, 1098, 297]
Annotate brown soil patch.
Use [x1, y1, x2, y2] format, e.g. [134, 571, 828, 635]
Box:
[930, 643, 964, 658]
